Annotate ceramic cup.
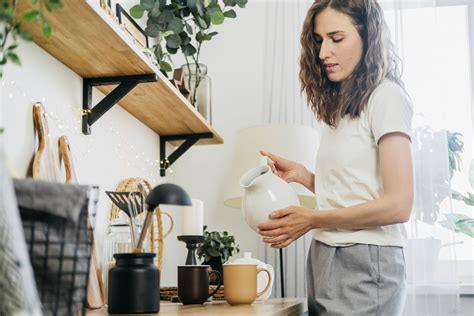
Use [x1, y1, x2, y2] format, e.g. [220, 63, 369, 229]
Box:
[223, 263, 272, 305]
[177, 265, 221, 304]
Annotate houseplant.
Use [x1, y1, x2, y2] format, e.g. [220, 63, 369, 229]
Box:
[447, 131, 464, 179]
[406, 130, 468, 285]
[129, 0, 247, 105]
[411, 128, 462, 224]
[438, 130, 473, 238]
[445, 158, 474, 238]
[451, 158, 474, 207]
[0, 0, 63, 135]
[197, 225, 239, 284]
[0, 0, 63, 77]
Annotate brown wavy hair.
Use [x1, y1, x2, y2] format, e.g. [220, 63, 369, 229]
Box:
[299, 0, 403, 127]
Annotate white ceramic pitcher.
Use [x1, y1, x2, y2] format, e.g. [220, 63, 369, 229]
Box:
[240, 156, 299, 232]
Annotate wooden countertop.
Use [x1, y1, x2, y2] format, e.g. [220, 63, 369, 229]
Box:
[88, 298, 307, 315]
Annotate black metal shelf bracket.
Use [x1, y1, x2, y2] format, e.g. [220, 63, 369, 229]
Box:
[82, 74, 158, 134]
[160, 133, 214, 177]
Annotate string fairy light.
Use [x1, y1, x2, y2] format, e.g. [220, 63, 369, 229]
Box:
[0, 79, 170, 180]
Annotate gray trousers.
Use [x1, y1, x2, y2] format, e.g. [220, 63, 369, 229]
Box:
[306, 240, 406, 316]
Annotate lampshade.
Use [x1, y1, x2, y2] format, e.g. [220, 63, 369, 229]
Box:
[223, 124, 319, 209]
[146, 183, 192, 210]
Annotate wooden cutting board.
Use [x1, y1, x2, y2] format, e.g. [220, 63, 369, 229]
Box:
[29, 102, 60, 181]
[28, 103, 104, 308]
[58, 136, 77, 183]
[58, 135, 105, 309]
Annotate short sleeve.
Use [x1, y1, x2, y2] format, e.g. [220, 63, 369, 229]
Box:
[367, 80, 413, 145]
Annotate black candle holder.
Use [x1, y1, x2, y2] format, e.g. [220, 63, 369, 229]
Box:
[177, 235, 204, 265]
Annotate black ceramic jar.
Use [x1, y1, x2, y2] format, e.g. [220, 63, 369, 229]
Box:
[108, 253, 160, 314]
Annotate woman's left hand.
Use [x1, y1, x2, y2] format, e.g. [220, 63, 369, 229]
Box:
[257, 206, 315, 248]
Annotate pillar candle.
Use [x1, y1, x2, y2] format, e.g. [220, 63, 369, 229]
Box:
[182, 199, 204, 236]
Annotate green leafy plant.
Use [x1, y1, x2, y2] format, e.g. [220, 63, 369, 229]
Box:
[447, 131, 464, 179]
[443, 213, 474, 238]
[440, 159, 474, 238]
[448, 131, 473, 206]
[438, 131, 474, 239]
[197, 225, 240, 263]
[0, 0, 63, 77]
[129, 0, 247, 103]
[412, 129, 466, 224]
[412, 128, 452, 224]
[452, 159, 474, 207]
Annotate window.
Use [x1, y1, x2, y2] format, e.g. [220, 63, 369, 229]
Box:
[384, 2, 474, 290]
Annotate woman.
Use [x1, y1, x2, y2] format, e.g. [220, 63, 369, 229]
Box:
[257, 1, 414, 315]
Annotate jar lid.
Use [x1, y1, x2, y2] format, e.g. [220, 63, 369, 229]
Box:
[109, 211, 129, 226]
[114, 253, 156, 259]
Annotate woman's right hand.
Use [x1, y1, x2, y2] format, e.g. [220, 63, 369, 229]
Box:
[259, 149, 305, 184]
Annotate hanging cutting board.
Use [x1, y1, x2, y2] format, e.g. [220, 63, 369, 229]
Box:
[58, 135, 105, 309]
[29, 102, 60, 181]
[58, 136, 77, 183]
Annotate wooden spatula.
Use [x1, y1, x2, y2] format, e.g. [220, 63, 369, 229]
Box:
[58, 135, 105, 309]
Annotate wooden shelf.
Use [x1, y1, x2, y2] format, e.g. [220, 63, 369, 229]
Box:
[16, 0, 223, 145]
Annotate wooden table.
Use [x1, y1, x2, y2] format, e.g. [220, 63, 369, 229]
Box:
[88, 298, 307, 315]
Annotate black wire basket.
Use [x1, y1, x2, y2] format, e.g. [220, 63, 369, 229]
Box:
[19, 195, 94, 316]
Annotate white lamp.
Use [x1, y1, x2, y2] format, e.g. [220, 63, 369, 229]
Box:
[224, 124, 319, 209]
[223, 124, 319, 297]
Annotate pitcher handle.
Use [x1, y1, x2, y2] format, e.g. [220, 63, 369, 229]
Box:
[256, 268, 272, 298]
[259, 156, 269, 166]
[208, 270, 222, 298]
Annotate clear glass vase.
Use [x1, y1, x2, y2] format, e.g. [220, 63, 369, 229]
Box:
[181, 63, 212, 124]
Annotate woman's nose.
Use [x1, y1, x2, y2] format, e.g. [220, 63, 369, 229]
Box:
[319, 40, 331, 60]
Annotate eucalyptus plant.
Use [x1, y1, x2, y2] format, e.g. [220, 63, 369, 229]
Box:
[0, 0, 63, 77]
[129, 0, 247, 104]
[197, 225, 240, 263]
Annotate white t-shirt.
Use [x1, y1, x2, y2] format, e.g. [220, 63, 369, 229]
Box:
[313, 79, 413, 247]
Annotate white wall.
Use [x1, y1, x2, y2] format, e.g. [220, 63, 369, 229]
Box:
[0, 1, 266, 286]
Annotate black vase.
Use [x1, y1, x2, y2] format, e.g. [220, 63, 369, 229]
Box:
[203, 256, 223, 285]
[108, 253, 160, 314]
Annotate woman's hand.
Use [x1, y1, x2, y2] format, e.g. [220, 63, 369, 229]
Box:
[260, 149, 305, 183]
[257, 206, 315, 248]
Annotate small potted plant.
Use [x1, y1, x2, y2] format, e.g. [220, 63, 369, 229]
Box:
[197, 225, 239, 284]
[0, 0, 63, 135]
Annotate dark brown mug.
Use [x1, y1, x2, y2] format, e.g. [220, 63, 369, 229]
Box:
[177, 265, 221, 305]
